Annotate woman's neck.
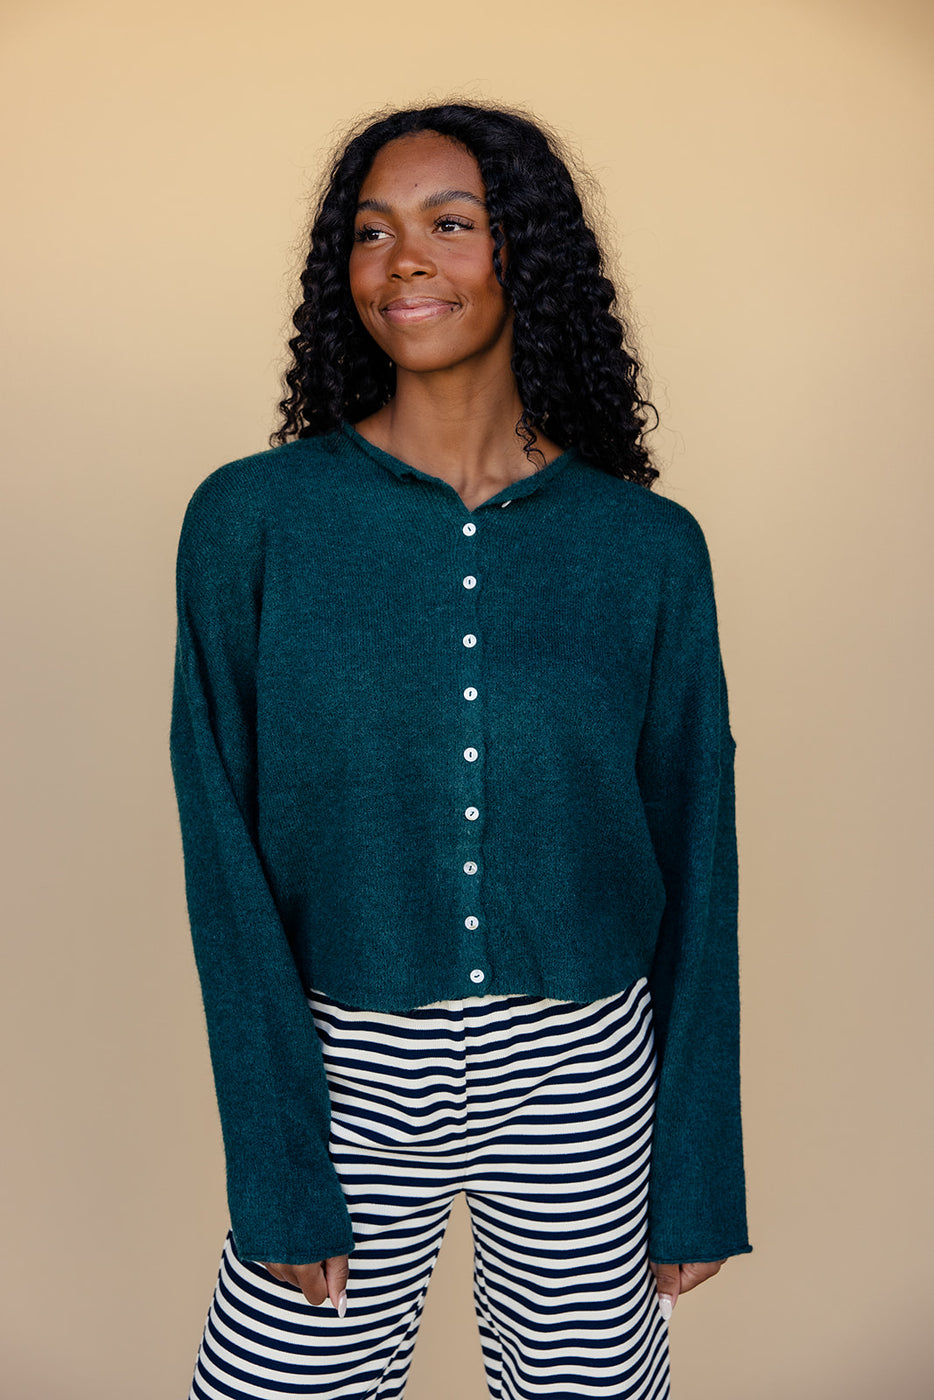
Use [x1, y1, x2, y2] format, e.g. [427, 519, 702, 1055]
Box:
[353, 371, 562, 511]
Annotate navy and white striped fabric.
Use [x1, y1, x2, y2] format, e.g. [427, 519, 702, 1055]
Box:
[188, 979, 669, 1399]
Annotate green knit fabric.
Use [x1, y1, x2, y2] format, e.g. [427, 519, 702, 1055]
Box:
[170, 423, 751, 1266]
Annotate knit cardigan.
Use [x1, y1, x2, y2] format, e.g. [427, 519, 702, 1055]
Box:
[170, 423, 751, 1268]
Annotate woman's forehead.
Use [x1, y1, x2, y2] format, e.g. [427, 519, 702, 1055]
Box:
[358, 132, 484, 201]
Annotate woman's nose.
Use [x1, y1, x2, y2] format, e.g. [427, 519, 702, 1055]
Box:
[388, 228, 436, 279]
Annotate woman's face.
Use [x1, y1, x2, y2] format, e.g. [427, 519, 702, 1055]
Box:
[348, 131, 513, 379]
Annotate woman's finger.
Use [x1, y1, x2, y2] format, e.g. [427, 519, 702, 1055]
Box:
[290, 1261, 329, 1307]
[258, 1260, 329, 1306]
[648, 1259, 680, 1319]
[324, 1254, 350, 1316]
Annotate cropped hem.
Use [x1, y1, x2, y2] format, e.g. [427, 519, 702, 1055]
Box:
[648, 1239, 753, 1265]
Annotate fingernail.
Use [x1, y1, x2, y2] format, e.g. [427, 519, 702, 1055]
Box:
[337, 1289, 348, 1318]
[658, 1294, 674, 1322]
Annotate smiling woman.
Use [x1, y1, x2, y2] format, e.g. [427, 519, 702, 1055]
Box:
[171, 100, 750, 1400]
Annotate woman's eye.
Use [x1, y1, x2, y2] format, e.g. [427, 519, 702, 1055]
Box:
[353, 217, 474, 243]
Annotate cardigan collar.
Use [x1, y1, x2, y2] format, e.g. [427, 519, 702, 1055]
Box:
[340, 420, 580, 510]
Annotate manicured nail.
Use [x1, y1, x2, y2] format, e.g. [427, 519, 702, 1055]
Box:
[337, 1289, 348, 1318]
[658, 1294, 674, 1322]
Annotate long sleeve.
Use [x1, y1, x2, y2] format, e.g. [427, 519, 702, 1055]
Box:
[637, 511, 751, 1264]
[170, 475, 355, 1265]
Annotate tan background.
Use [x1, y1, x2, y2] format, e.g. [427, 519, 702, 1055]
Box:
[2, 0, 932, 1396]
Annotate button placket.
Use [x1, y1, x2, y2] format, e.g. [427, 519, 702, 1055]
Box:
[455, 513, 488, 991]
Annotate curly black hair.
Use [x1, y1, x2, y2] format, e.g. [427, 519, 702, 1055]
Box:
[272, 101, 659, 487]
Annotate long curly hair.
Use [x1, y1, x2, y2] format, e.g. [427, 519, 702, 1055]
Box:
[272, 101, 659, 487]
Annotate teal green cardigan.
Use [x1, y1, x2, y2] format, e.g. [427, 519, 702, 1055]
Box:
[170, 423, 751, 1267]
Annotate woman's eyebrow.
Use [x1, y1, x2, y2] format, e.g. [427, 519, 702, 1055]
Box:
[356, 189, 487, 214]
[422, 189, 487, 211]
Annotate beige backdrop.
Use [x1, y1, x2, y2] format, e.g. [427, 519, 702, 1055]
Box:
[2, 0, 932, 1396]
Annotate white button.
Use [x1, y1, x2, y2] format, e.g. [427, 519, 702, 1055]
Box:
[463, 575, 477, 589]
[469, 968, 486, 984]
[464, 747, 478, 762]
[501, 500, 512, 508]
[463, 687, 478, 701]
[462, 522, 477, 536]
[463, 861, 478, 875]
[465, 807, 479, 821]
[465, 916, 479, 930]
[462, 634, 477, 648]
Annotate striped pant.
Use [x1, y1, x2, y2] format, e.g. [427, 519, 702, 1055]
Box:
[188, 979, 669, 1399]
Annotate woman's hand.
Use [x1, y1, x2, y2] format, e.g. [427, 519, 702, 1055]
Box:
[649, 1258, 726, 1320]
[260, 1255, 350, 1316]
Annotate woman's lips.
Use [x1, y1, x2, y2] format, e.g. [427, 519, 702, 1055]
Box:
[381, 298, 457, 324]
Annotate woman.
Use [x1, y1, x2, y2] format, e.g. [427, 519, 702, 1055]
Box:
[171, 100, 751, 1400]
